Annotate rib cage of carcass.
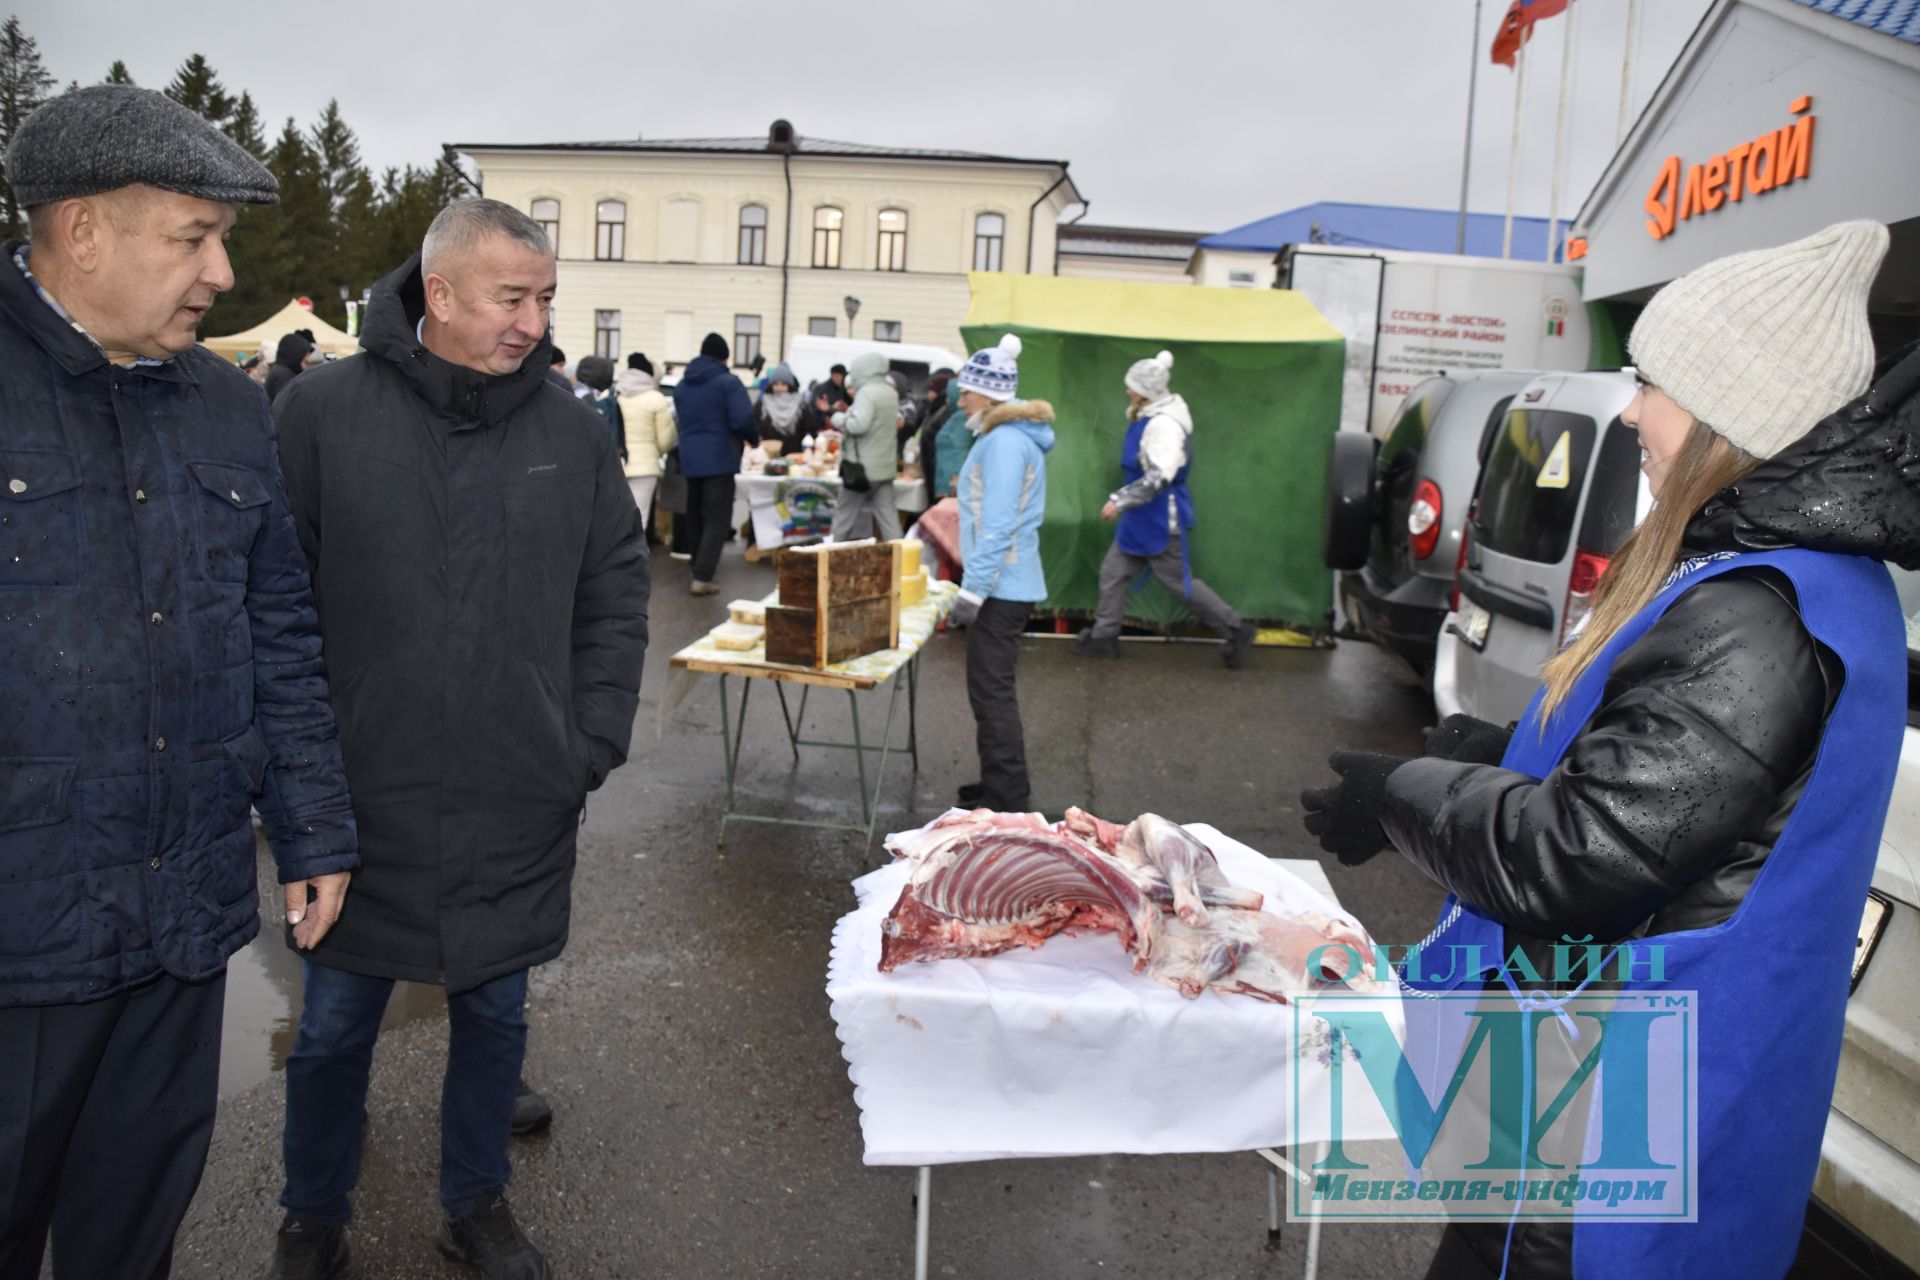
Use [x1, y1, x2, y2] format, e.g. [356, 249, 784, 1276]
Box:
[879, 809, 1378, 1004]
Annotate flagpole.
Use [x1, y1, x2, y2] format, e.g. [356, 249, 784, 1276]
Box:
[1503, 27, 1528, 259]
[1456, 0, 1486, 255]
[1546, 0, 1577, 262]
[1617, 0, 1643, 145]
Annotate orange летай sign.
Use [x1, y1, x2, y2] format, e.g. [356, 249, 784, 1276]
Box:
[1644, 97, 1816, 240]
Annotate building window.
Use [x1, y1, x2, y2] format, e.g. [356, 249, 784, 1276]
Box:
[738, 203, 768, 265]
[594, 310, 621, 360]
[734, 314, 762, 367]
[812, 207, 843, 269]
[876, 208, 908, 272]
[531, 198, 559, 254]
[595, 200, 626, 261]
[873, 320, 902, 343]
[808, 316, 836, 337]
[662, 199, 698, 262]
[973, 212, 1005, 272]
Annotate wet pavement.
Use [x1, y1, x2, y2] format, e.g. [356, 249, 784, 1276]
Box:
[176, 545, 1453, 1280]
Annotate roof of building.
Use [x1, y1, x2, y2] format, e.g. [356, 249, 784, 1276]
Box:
[452, 126, 1069, 170]
[1057, 222, 1205, 262]
[1792, 0, 1920, 43]
[1197, 201, 1560, 261]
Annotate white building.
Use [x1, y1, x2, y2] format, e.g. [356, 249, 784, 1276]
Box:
[452, 120, 1084, 373]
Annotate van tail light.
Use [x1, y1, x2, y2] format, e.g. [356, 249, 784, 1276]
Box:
[1450, 517, 1473, 613]
[1561, 548, 1611, 645]
[1408, 479, 1443, 562]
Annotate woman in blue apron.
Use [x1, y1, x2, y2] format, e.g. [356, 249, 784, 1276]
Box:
[1300, 222, 1908, 1279]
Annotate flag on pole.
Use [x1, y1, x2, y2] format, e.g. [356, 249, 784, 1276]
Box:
[1491, 0, 1571, 67]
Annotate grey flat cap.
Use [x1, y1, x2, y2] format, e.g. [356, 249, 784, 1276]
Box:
[5, 85, 278, 209]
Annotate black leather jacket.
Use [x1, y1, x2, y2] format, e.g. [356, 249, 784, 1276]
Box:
[1383, 343, 1920, 1278]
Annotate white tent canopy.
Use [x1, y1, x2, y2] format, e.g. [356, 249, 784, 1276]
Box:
[202, 299, 358, 362]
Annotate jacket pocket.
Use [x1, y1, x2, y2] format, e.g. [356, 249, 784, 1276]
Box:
[187, 460, 273, 583]
[0, 756, 81, 960]
[0, 756, 75, 834]
[217, 725, 270, 796]
[0, 450, 84, 587]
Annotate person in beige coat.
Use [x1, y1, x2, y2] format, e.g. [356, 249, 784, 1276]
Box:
[616, 352, 676, 537]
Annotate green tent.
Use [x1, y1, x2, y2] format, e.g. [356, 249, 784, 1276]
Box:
[961, 274, 1346, 630]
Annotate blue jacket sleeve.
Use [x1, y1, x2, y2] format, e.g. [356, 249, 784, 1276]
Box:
[249, 392, 360, 884]
[960, 433, 1025, 601]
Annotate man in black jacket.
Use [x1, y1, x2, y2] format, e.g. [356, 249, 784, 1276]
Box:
[265, 199, 649, 1280]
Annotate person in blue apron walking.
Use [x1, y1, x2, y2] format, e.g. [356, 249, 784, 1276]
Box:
[1072, 351, 1257, 667]
[1300, 221, 1909, 1279]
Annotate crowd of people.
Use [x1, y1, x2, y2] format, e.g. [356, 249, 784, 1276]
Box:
[2, 79, 1916, 1280]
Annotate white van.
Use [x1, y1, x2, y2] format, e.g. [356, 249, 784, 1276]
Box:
[783, 334, 965, 402]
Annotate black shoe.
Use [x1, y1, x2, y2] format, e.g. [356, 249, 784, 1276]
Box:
[956, 781, 986, 806]
[267, 1214, 348, 1280]
[511, 1079, 552, 1137]
[1071, 632, 1120, 658]
[437, 1194, 550, 1280]
[1221, 620, 1257, 670]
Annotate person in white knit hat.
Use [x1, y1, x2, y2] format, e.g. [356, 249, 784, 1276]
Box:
[1304, 219, 1919, 1280]
[949, 333, 1056, 812]
[1072, 349, 1256, 667]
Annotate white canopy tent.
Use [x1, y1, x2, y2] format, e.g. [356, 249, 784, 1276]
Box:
[202, 299, 358, 362]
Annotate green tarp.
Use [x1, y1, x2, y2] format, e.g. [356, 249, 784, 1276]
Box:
[962, 274, 1347, 630]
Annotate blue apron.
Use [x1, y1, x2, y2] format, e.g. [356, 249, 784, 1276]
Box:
[1401, 548, 1903, 1278]
[1116, 413, 1196, 595]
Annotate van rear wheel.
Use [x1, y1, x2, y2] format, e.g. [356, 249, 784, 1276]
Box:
[1323, 433, 1378, 570]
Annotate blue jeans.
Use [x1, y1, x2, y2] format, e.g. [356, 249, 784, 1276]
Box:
[280, 962, 529, 1222]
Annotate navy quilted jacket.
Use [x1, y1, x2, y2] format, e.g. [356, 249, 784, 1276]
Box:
[0, 244, 358, 1007]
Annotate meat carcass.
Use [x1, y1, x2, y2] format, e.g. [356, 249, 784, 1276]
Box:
[877, 811, 1377, 1005]
[1148, 910, 1379, 1004]
[878, 825, 1162, 972]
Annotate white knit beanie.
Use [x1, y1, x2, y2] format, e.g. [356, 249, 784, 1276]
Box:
[1628, 220, 1888, 459]
[1125, 350, 1174, 399]
[958, 333, 1023, 402]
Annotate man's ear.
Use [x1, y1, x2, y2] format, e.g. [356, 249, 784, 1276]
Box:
[422, 270, 454, 324]
[48, 198, 105, 273]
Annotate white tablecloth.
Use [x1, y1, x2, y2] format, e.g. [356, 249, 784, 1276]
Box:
[738, 473, 930, 548]
[826, 822, 1402, 1166]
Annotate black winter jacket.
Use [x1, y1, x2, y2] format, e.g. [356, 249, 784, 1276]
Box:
[1383, 343, 1920, 1277]
[273, 255, 650, 991]
[0, 244, 357, 1007]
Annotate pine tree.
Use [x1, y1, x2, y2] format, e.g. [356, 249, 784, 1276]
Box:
[102, 60, 133, 85]
[224, 91, 266, 159]
[0, 15, 57, 238]
[163, 53, 233, 127]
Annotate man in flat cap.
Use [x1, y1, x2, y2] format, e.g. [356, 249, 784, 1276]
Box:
[0, 86, 358, 1279]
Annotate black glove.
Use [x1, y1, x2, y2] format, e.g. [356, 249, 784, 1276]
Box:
[1300, 750, 1408, 866]
[1422, 713, 1513, 766]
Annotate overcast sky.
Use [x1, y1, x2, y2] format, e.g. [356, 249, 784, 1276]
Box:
[30, 0, 1712, 236]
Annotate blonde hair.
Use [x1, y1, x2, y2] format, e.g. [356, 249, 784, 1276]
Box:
[1536, 421, 1761, 722]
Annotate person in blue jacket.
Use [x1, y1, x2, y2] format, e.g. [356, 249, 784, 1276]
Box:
[672, 332, 758, 595]
[1073, 350, 1255, 667]
[0, 87, 357, 1279]
[1303, 222, 1906, 1279]
[950, 334, 1054, 812]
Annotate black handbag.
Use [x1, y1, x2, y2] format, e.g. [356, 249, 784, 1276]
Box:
[840, 459, 871, 493]
[658, 448, 688, 514]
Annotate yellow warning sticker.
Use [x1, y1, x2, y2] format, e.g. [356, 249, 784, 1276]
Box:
[1537, 432, 1571, 489]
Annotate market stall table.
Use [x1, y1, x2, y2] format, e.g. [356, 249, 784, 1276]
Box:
[666, 580, 956, 847]
[828, 819, 1401, 1278]
[738, 471, 930, 554]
